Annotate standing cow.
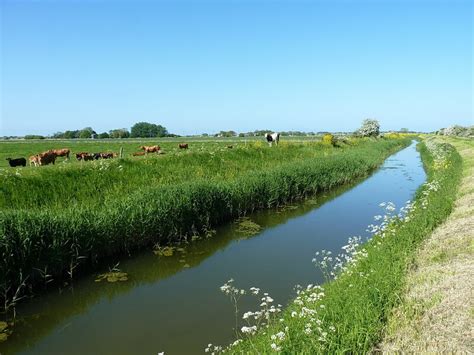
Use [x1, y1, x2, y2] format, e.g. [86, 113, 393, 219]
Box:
[6, 158, 27, 167]
[265, 132, 280, 147]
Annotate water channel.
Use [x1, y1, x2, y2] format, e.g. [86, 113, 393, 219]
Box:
[1, 141, 426, 355]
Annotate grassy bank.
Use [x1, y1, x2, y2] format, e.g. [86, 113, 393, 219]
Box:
[223, 138, 462, 354]
[381, 137, 473, 352]
[0, 138, 408, 306]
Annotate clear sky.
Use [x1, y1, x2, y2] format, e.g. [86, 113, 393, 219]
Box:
[1, 0, 472, 136]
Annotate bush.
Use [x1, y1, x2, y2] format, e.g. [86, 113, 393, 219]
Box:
[322, 134, 337, 146]
[357, 119, 380, 137]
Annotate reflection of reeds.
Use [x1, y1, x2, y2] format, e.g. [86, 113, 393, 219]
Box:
[0, 138, 409, 306]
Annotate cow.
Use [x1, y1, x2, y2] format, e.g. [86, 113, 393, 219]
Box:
[178, 143, 188, 149]
[29, 155, 40, 167]
[139, 145, 161, 153]
[100, 152, 114, 159]
[6, 158, 27, 167]
[76, 152, 94, 161]
[264, 132, 280, 147]
[227, 145, 233, 149]
[51, 148, 70, 160]
[38, 151, 57, 166]
[93, 153, 102, 160]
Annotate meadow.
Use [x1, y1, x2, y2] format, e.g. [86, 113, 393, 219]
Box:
[0, 136, 410, 308]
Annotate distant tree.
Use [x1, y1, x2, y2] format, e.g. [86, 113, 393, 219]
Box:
[63, 130, 79, 139]
[400, 128, 409, 133]
[238, 133, 245, 137]
[98, 132, 110, 139]
[24, 135, 45, 139]
[201, 133, 209, 137]
[79, 127, 96, 139]
[357, 119, 380, 137]
[109, 128, 130, 138]
[131, 122, 168, 138]
[218, 130, 237, 137]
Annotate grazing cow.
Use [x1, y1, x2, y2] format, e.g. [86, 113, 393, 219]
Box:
[100, 152, 114, 159]
[264, 132, 280, 146]
[178, 143, 188, 149]
[6, 158, 27, 167]
[51, 148, 70, 160]
[76, 152, 94, 161]
[29, 155, 40, 167]
[132, 152, 145, 156]
[38, 151, 57, 166]
[139, 145, 161, 153]
[93, 153, 102, 160]
[227, 145, 233, 149]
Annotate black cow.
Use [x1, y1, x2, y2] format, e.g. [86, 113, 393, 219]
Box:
[6, 158, 27, 167]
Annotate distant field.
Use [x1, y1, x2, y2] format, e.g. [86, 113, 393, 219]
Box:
[0, 136, 320, 168]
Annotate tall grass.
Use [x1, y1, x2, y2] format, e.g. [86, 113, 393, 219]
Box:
[0, 138, 409, 305]
[225, 138, 462, 354]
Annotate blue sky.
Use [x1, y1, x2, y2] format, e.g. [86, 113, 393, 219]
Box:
[1, 0, 472, 136]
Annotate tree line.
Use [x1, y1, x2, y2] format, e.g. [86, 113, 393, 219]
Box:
[49, 122, 174, 139]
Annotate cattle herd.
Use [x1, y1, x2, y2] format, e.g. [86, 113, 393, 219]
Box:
[5, 134, 281, 168]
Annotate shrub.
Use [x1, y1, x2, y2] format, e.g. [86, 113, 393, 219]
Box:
[322, 134, 337, 146]
[357, 119, 380, 137]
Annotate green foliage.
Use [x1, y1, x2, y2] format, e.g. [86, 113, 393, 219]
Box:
[130, 122, 168, 138]
[78, 127, 95, 139]
[109, 128, 130, 138]
[0, 138, 409, 304]
[322, 133, 337, 146]
[24, 135, 45, 140]
[98, 132, 110, 139]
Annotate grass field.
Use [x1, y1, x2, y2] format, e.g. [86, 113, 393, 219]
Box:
[0, 136, 318, 168]
[225, 137, 463, 354]
[0, 136, 410, 308]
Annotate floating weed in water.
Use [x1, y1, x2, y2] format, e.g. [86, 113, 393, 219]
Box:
[235, 217, 262, 236]
[153, 246, 175, 257]
[276, 205, 299, 214]
[0, 321, 10, 342]
[95, 272, 128, 283]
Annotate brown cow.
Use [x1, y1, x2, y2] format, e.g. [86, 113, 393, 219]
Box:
[38, 151, 57, 166]
[29, 155, 40, 167]
[76, 152, 94, 161]
[51, 148, 70, 159]
[100, 152, 115, 159]
[178, 143, 188, 149]
[139, 145, 161, 153]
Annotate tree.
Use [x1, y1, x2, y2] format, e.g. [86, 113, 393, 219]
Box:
[109, 128, 130, 138]
[130, 122, 168, 138]
[98, 132, 110, 139]
[357, 119, 380, 137]
[79, 127, 96, 139]
[63, 130, 79, 139]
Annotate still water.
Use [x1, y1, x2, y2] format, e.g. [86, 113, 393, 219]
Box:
[1, 142, 426, 355]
